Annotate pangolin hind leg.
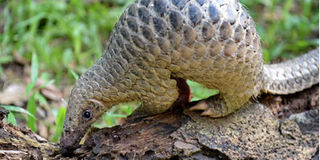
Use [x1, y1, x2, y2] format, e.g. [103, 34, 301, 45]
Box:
[190, 94, 251, 118]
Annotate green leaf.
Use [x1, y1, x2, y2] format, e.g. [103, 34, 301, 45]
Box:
[62, 48, 73, 66]
[107, 114, 127, 118]
[186, 80, 219, 102]
[31, 53, 39, 85]
[35, 92, 48, 106]
[14, 12, 46, 30]
[0, 105, 37, 120]
[7, 112, 17, 126]
[0, 56, 13, 64]
[25, 83, 35, 97]
[27, 94, 37, 132]
[263, 49, 271, 63]
[51, 107, 66, 142]
[270, 44, 285, 60]
[69, 69, 79, 80]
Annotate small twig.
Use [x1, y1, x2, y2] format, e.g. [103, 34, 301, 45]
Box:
[0, 150, 27, 155]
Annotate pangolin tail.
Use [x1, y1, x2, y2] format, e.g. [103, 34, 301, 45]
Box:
[262, 48, 319, 94]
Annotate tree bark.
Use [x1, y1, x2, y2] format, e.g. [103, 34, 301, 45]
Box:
[0, 86, 318, 160]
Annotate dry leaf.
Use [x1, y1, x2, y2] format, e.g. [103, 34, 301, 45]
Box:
[0, 84, 26, 106]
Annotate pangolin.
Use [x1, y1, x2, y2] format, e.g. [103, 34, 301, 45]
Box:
[60, 0, 319, 152]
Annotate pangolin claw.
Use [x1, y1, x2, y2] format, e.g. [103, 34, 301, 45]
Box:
[189, 101, 209, 111]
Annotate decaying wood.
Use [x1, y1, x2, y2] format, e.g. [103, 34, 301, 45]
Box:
[0, 116, 59, 159]
[0, 85, 318, 160]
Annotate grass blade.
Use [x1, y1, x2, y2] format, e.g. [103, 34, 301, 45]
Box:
[27, 94, 37, 132]
[7, 112, 17, 126]
[69, 69, 79, 80]
[31, 53, 39, 85]
[0, 105, 37, 120]
[51, 107, 66, 142]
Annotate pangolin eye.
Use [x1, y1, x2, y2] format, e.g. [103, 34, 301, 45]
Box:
[83, 110, 91, 119]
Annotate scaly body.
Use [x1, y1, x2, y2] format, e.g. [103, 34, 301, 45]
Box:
[61, 0, 319, 152]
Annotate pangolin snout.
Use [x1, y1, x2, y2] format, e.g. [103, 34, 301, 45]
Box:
[60, 128, 82, 155]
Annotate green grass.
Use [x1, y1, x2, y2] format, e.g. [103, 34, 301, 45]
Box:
[0, 105, 37, 126]
[240, 0, 319, 62]
[0, 0, 318, 142]
[0, 0, 134, 84]
[52, 106, 66, 142]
